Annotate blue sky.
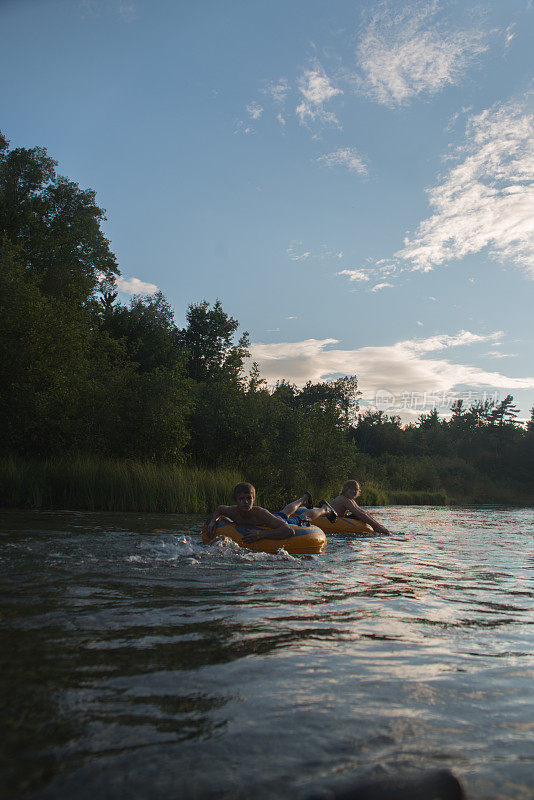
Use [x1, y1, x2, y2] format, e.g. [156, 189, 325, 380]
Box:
[2, 0, 533, 420]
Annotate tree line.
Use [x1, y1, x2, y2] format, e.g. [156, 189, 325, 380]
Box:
[1, 132, 533, 506]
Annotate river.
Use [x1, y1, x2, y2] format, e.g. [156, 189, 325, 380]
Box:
[1, 506, 533, 799]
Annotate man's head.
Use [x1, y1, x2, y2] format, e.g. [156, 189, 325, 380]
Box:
[233, 482, 256, 511]
[341, 479, 360, 499]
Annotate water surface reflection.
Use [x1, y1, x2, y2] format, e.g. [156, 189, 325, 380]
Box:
[1, 506, 533, 799]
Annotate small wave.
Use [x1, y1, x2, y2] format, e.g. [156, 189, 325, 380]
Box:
[123, 534, 305, 566]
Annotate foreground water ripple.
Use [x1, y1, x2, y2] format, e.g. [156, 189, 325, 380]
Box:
[1, 506, 533, 799]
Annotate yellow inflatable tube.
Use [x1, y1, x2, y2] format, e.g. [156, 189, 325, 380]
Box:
[202, 520, 326, 555]
[308, 514, 374, 535]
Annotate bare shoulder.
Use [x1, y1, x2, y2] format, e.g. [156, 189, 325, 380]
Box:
[331, 495, 349, 511]
[217, 504, 238, 520]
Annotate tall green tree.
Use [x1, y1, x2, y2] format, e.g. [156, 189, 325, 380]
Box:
[0, 132, 118, 303]
[179, 299, 250, 383]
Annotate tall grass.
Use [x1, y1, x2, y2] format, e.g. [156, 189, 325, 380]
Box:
[2, 455, 532, 513]
[0, 456, 242, 513]
[388, 490, 450, 506]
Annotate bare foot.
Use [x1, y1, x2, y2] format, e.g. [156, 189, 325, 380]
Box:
[301, 491, 313, 509]
[318, 500, 338, 523]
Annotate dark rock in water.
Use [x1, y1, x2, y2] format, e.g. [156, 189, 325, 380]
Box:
[308, 769, 465, 800]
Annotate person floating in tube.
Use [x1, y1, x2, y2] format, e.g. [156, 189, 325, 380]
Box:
[206, 483, 337, 545]
[329, 479, 390, 534]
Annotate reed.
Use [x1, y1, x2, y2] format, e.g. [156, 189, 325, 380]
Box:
[358, 485, 391, 506]
[0, 456, 242, 514]
[388, 490, 451, 506]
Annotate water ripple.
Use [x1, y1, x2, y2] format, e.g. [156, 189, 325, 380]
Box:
[1, 506, 533, 800]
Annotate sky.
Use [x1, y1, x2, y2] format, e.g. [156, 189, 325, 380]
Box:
[1, 0, 533, 422]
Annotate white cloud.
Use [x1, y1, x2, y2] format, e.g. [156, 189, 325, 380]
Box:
[356, 1, 490, 107]
[247, 102, 263, 120]
[118, 2, 136, 21]
[404, 330, 502, 353]
[337, 269, 370, 282]
[81, 0, 137, 19]
[504, 24, 516, 50]
[397, 100, 534, 277]
[287, 241, 344, 262]
[316, 147, 368, 176]
[337, 259, 398, 287]
[296, 64, 342, 127]
[277, 113, 286, 128]
[234, 120, 255, 135]
[262, 79, 291, 105]
[248, 331, 534, 399]
[286, 242, 311, 261]
[371, 282, 393, 291]
[116, 276, 158, 295]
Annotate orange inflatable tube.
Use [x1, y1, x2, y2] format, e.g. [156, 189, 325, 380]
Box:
[310, 515, 374, 534]
[202, 520, 326, 554]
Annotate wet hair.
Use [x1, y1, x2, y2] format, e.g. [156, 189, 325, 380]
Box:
[341, 479, 360, 497]
[233, 482, 256, 500]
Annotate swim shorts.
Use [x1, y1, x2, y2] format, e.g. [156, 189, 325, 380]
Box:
[273, 511, 310, 527]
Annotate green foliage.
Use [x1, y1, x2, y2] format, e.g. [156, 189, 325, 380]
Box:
[388, 490, 450, 505]
[0, 132, 191, 464]
[0, 456, 241, 513]
[179, 299, 250, 382]
[2, 130, 532, 511]
[98, 291, 183, 374]
[0, 134, 118, 303]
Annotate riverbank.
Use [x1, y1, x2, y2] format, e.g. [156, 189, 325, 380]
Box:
[1, 456, 533, 512]
[0, 457, 242, 514]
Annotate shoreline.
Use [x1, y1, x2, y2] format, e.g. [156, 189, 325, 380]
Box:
[2, 456, 533, 513]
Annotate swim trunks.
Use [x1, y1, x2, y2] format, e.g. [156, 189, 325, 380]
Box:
[273, 510, 310, 527]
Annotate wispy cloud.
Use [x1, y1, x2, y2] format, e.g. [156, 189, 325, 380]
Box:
[337, 269, 370, 282]
[355, 1, 490, 107]
[118, 1, 136, 21]
[296, 64, 343, 128]
[234, 120, 255, 135]
[248, 331, 534, 397]
[337, 258, 398, 288]
[261, 79, 291, 105]
[485, 351, 517, 359]
[288, 241, 344, 261]
[371, 282, 393, 292]
[116, 276, 158, 295]
[286, 242, 311, 261]
[406, 330, 502, 353]
[397, 99, 534, 277]
[247, 102, 263, 120]
[504, 23, 516, 50]
[316, 147, 368, 175]
[81, 0, 137, 21]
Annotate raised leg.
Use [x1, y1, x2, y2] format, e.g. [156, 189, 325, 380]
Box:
[301, 501, 337, 523]
[280, 494, 311, 516]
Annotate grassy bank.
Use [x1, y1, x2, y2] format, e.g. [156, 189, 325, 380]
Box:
[0, 456, 242, 514]
[1, 456, 532, 514]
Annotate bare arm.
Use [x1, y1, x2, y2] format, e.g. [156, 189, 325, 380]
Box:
[207, 505, 234, 538]
[241, 508, 293, 543]
[341, 497, 390, 535]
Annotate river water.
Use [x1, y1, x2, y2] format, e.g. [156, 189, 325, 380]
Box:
[1, 506, 533, 799]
